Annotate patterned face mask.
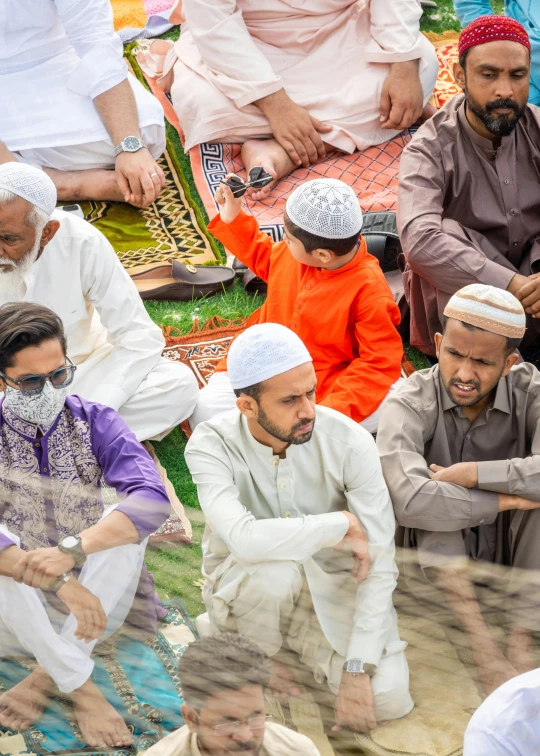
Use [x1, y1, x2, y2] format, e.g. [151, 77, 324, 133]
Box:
[4, 380, 67, 427]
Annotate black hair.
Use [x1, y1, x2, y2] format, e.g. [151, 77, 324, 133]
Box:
[0, 302, 67, 372]
[458, 48, 471, 72]
[442, 315, 522, 355]
[178, 633, 272, 711]
[233, 382, 264, 401]
[283, 213, 360, 257]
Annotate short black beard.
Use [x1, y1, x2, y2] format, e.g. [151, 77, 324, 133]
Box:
[256, 406, 314, 446]
[465, 91, 526, 137]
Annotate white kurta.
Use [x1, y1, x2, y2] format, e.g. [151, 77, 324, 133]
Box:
[0, 211, 198, 441]
[171, 0, 439, 151]
[0, 0, 164, 155]
[185, 406, 404, 668]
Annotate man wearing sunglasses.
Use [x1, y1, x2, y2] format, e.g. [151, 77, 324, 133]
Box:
[0, 161, 198, 442]
[145, 633, 321, 755]
[0, 302, 171, 747]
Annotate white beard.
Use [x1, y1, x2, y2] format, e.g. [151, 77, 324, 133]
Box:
[0, 237, 41, 304]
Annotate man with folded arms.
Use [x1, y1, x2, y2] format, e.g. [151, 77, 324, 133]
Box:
[0, 302, 171, 745]
[378, 284, 540, 694]
[185, 323, 412, 734]
[398, 15, 540, 356]
[0, 162, 198, 441]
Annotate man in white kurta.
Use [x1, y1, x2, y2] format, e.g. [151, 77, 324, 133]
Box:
[0, 0, 166, 207]
[185, 323, 412, 733]
[168, 0, 439, 196]
[0, 163, 198, 442]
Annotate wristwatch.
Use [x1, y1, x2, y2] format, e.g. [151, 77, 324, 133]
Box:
[58, 534, 87, 567]
[50, 571, 72, 593]
[343, 660, 377, 678]
[114, 136, 146, 157]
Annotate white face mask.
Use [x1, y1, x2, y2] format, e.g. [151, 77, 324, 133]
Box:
[4, 380, 67, 427]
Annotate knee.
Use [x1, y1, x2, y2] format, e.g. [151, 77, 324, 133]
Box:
[249, 561, 303, 605]
[140, 122, 166, 160]
[419, 37, 439, 95]
[372, 660, 413, 722]
[160, 361, 199, 421]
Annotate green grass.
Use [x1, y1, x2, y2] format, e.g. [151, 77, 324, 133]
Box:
[420, 0, 505, 34]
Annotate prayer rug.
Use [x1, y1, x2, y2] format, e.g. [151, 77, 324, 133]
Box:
[426, 32, 461, 111]
[0, 601, 195, 756]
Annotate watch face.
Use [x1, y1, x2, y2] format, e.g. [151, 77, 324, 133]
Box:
[62, 536, 78, 549]
[123, 136, 141, 152]
[347, 660, 364, 674]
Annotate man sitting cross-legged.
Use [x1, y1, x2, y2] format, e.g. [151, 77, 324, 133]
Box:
[190, 177, 403, 433]
[0, 162, 198, 442]
[0, 0, 166, 208]
[145, 633, 321, 755]
[0, 302, 171, 745]
[398, 15, 540, 356]
[186, 323, 413, 734]
[377, 284, 540, 694]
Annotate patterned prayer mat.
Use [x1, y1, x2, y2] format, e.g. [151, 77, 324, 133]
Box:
[0, 601, 195, 756]
[428, 34, 461, 110]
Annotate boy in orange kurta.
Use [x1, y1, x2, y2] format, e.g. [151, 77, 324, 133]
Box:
[189, 177, 403, 430]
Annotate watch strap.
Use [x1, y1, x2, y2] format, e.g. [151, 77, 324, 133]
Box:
[114, 137, 145, 157]
[343, 660, 377, 678]
[50, 571, 72, 593]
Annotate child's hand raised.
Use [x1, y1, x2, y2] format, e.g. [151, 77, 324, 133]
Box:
[215, 175, 243, 224]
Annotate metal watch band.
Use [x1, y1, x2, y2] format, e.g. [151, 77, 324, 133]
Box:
[114, 136, 145, 157]
[50, 571, 72, 593]
[343, 660, 377, 678]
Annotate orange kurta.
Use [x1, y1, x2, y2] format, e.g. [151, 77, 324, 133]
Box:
[210, 211, 403, 422]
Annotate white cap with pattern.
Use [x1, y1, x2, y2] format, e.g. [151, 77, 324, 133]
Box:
[228, 323, 313, 389]
[444, 284, 526, 338]
[285, 178, 363, 240]
[0, 163, 57, 216]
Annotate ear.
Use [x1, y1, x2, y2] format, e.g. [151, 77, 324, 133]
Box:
[453, 61, 466, 90]
[502, 350, 520, 377]
[236, 394, 259, 419]
[38, 220, 61, 252]
[314, 247, 333, 266]
[434, 332, 443, 360]
[181, 704, 199, 733]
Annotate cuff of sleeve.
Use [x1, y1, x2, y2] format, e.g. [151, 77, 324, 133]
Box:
[470, 489, 500, 526]
[346, 632, 386, 667]
[234, 79, 283, 109]
[87, 385, 128, 412]
[67, 41, 127, 99]
[115, 492, 171, 542]
[0, 532, 17, 552]
[318, 512, 350, 549]
[477, 460, 509, 493]
[480, 259, 516, 290]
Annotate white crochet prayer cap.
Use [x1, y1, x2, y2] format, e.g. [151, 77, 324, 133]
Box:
[285, 178, 363, 239]
[444, 284, 526, 339]
[0, 163, 57, 216]
[228, 323, 313, 389]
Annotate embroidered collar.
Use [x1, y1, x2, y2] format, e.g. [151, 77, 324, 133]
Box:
[1, 400, 61, 439]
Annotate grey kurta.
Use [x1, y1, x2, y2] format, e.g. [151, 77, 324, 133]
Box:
[377, 363, 540, 576]
[397, 94, 540, 355]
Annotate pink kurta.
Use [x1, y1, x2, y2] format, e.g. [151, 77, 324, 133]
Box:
[171, 0, 439, 151]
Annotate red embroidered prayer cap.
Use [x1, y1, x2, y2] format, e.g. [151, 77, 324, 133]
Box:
[458, 15, 531, 58]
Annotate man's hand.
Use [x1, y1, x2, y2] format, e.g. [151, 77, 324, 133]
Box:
[498, 493, 540, 512]
[12, 547, 75, 589]
[56, 579, 107, 643]
[214, 179, 243, 224]
[333, 672, 376, 733]
[510, 272, 540, 318]
[335, 511, 370, 583]
[380, 60, 424, 131]
[255, 89, 333, 168]
[430, 462, 478, 488]
[115, 149, 165, 208]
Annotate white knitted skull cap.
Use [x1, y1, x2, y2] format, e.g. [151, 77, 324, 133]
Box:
[0, 162, 57, 216]
[444, 284, 526, 339]
[228, 323, 313, 389]
[285, 178, 363, 240]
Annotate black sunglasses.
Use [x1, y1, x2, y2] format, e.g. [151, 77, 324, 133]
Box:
[221, 167, 274, 198]
[0, 357, 77, 396]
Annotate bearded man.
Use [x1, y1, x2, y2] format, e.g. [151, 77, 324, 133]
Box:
[0, 162, 198, 442]
[185, 323, 412, 734]
[397, 16, 540, 356]
[378, 285, 540, 695]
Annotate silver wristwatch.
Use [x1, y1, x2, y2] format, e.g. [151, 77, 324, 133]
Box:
[58, 534, 87, 567]
[114, 136, 146, 157]
[343, 660, 377, 678]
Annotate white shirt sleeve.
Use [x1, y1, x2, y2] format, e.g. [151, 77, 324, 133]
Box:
[56, 0, 128, 99]
[343, 432, 399, 666]
[78, 227, 165, 410]
[366, 0, 424, 64]
[185, 430, 349, 563]
[181, 0, 282, 108]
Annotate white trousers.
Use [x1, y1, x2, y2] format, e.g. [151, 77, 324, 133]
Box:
[204, 560, 413, 722]
[0, 522, 147, 694]
[15, 123, 166, 172]
[189, 372, 406, 434]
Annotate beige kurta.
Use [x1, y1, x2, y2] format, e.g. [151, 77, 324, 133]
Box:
[397, 95, 540, 355]
[143, 722, 321, 755]
[170, 0, 438, 151]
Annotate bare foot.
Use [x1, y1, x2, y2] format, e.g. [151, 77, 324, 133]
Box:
[70, 678, 132, 748]
[506, 628, 536, 675]
[471, 643, 519, 695]
[268, 660, 301, 699]
[43, 168, 147, 209]
[240, 139, 295, 200]
[0, 667, 55, 732]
